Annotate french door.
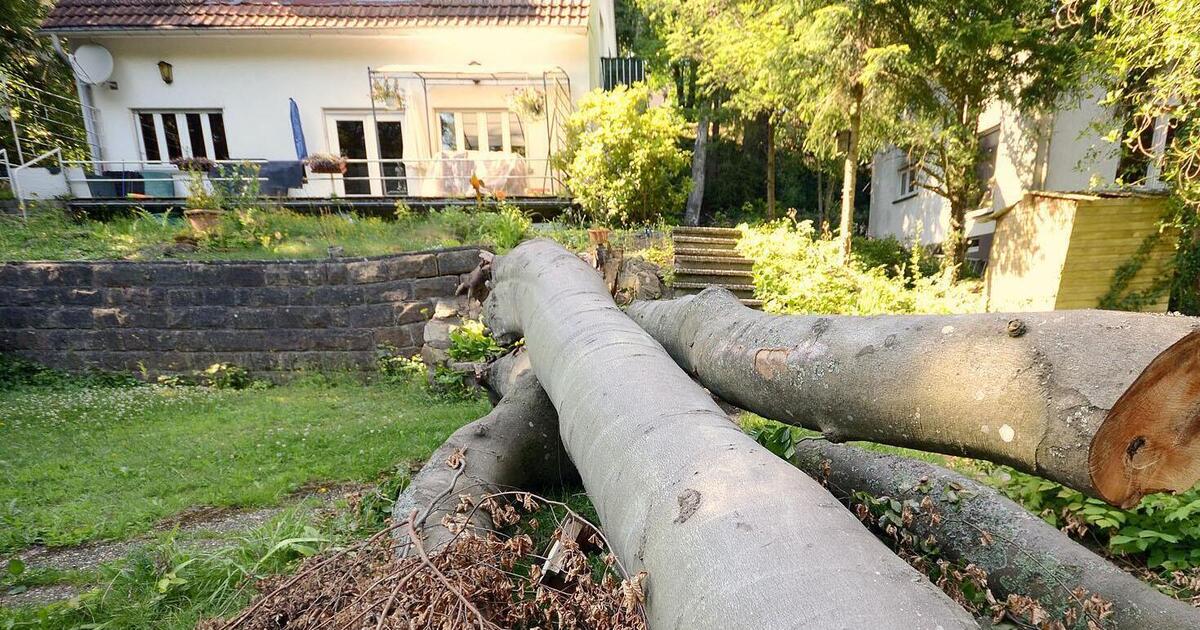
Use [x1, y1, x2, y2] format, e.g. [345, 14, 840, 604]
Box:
[325, 112, 406, 196]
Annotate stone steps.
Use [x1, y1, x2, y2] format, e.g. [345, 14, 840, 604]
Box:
[670, 226, 759, 308]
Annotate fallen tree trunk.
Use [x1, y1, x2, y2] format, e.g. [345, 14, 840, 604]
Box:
[482, 239, 977, 629]
[393, 350, 574, 555]
[793, 440, 1200, 629]
[627, 287, 1200, 507]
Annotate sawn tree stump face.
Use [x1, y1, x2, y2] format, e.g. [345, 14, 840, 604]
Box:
[627, 288, 1200, 507]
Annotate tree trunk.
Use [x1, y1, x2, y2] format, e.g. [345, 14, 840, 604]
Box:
[823, 166, 838, 236]
[793, 440, 1200, 630]
[944, 200, 969, 281]
[482, 240, 977, 629]
[766, 117, 776, 220]
[840, 86, 863, 264]
[393, 350, 573, 555]
[626, 287, 1200, 508]
[684, 112, 709, 226]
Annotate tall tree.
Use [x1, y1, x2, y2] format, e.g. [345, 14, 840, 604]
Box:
[640, 0, 905, 262]
[0, 0, 88, 161]
[885, 0, 1089, 278]
[1065, 0, 1200, 311]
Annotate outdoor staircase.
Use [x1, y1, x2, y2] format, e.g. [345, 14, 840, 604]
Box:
[671, 226, 762, 308]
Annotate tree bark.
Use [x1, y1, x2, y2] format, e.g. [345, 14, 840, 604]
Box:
[840, 86, 863, 264]
[793, 441, 1200, 630]
[684, 112, 708, 227]
[393, 350, 573, 555]
[483, 239, 977, 629]
[626, 287, 1200, 508]
[766, 117, 776, 221]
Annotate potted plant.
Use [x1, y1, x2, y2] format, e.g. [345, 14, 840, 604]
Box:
[182, 171, 223, 232]
[305, 153, 348, 175]
[507, 87, 546, 120]
[172, 156, 216, 172]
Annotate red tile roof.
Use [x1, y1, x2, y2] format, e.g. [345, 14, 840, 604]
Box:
[43, 0, 591, 31]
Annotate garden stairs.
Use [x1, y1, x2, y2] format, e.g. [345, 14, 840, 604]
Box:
[671, 226, 762, 308]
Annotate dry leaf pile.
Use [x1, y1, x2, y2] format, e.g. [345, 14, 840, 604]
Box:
[203, 492, 647, 630]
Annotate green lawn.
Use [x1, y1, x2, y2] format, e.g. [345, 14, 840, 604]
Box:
[0, 378, 488, 552]
[0, 202, 532, 261]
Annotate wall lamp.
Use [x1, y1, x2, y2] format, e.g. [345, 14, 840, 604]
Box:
[158, 61, 173, 85]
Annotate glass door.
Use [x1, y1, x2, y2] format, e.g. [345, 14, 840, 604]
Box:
[325, 113, 406, 196]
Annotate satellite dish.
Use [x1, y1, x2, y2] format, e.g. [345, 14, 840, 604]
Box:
[71, 45, 114, 85]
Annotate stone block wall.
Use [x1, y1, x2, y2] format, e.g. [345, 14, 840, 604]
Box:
[0, 247, 484, 378]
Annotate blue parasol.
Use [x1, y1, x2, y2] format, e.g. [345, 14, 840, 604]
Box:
[289, 98, 308, 160]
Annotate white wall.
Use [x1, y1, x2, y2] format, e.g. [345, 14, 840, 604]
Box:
[75, 27, 593, 181]
[867, 88, 1146, 246]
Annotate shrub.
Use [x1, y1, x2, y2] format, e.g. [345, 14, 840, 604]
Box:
[197, 363, 253, 389]
[737, 219, 982, 315]
[473, 201, 532, 251]
[447, 319, 504, 362]
[555, 85, 691, 226]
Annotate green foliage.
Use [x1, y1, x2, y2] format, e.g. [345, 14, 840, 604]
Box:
[747, 422, 801, 460]
[0, 509, 339, 629]
[982, 465, 1200, 571]
[0, 204, 527, 261]
[472, 201, 532, 251]
[556, 85, 691, 225]
[447, 319, 504, 362]
[0, 353, 140, 390]
[375, 344, 428, 385]
[196, 363, 254, 390]
[738, 219, 983, 315]
[182, 171, 224, 211]
[0, 376, 486, 551]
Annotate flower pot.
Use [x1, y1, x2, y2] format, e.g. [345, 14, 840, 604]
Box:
[184, 208, 222, 233]
[587, 227, 611, 246]
[309, 162, 347, 175]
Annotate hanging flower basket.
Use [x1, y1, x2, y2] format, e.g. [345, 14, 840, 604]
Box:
[306, 153, 348, 174]
[507, 87, 546, 120]
[371, 78, 406, 110]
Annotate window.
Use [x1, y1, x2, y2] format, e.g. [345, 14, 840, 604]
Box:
[135, 110, 229, 162]
[435, 110, 526, 156]
[1116, 115, 1158, 185]
[896, 159, 919, 201]
[976, 127, 1001, 183]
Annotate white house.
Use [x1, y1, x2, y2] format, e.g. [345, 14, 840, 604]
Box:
[867, 89, 1174, 261]
[30, 0, 619, 200]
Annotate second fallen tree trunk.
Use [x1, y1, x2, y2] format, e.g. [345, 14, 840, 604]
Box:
[793, 440, 1200, 629]
[627, 287, 1200, 507]
[393, 350, 573, 554]
[482, 239, 977, 629]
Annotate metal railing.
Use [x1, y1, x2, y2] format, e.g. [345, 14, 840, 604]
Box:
[601, 57, 646, 91]
[54, 156, 565, 200]
[12, 148, 64, 219]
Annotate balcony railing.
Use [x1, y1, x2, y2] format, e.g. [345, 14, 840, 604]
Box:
[48, 156, 564, 201]
[601, 57, 646, 91]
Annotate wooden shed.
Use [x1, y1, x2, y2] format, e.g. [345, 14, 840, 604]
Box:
[983, 191, 1175, 312]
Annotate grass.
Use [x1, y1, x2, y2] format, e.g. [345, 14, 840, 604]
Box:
[0, 202, 532, 262]
[0, 376, 488, 552]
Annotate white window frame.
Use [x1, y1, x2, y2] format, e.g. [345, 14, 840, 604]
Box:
[435, 109, 525, 155]
[896, 159, 919, 202]
[133, 109, 225, 163]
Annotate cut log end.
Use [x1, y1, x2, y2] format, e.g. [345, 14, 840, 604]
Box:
[1090, 328, 1200, 508]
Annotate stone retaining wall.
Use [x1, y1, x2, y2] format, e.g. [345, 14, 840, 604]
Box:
[0, 247, 484, 377]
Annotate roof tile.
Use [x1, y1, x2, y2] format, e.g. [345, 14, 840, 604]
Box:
[43, 0, 591, 30]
